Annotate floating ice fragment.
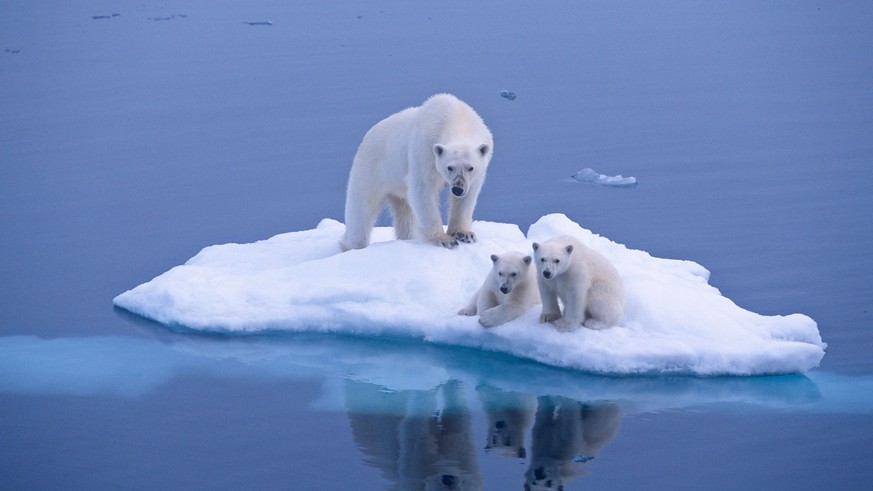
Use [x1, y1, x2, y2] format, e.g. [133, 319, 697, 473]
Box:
[92, 13, 121, 20]
[112, 214, 825, 376]
[500, 90, 517, 101]
[573, 455, 595, 463]
[570, 168, 638, 188]
[245, 21, 273, 26]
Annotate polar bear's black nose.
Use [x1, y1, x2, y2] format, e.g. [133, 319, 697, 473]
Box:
[543, 271, 552, 279]
[500, 286, 510, 294]
[451, 186, 464, 196]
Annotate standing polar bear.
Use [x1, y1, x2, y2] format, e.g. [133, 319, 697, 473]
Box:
[458, 252, 540, 327]
[532, 236, 624, 331]
[340, 94, 493, 251]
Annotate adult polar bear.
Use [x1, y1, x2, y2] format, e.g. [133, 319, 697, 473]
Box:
[340, 94, 493, 251]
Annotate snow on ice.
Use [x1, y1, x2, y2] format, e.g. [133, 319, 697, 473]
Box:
[113, 214, 825, 376]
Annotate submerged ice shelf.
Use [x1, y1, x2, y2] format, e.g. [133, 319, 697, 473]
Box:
[113, 214, 825, 376]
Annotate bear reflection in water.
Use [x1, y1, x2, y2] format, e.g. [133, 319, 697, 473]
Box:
[345, 379, 482, 490]
[345, 381, 621, 490]
[525, 396, 621, 491]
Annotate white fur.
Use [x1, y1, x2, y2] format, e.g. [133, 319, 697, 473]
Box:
[340, 93, 493, 251]
[458, 252, 540, 327]
[532, 236, 624, 331]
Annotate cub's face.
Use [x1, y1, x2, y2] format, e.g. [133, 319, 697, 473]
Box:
[532, 242, 573, 280]
[492, 253, 532, 294]
[433, 142, 491, 198]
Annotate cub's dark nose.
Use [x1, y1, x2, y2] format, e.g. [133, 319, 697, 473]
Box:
[543, 271, 552, 279]
[500, 286, 510, 294]
[451, 186, 464, 196]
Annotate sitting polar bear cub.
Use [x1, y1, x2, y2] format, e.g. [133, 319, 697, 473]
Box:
[459, 252, 540, 327]
[532, 236, 624, 331]
[340, 93, 493, 251]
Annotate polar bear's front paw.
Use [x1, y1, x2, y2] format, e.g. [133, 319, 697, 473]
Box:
[451, 231, 476, 244]
[540, 312, 562, 323]
[553, 318, 578, 332]
[440, 238, 460, 249]
[433, 233, 459, 249]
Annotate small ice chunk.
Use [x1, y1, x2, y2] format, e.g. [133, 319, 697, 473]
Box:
[246, 21, 273, 26]
[570, 168, 637, 188]
[573, 455, 595, 463]
[500, 90, 517, 101]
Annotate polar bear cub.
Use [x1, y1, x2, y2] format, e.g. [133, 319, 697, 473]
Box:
[532, 236, 624, 331]
[459, 252, 540, 327]
[340, 93, 493, 251]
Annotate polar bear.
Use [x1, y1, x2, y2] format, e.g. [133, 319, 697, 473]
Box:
[526, 396, 621, 491]
[340, 94, 493, 251]
[532, 236, 624, 331]
[458, 252, 540, 327]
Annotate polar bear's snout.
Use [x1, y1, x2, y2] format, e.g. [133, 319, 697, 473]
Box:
[450, 175, 468, 197]
[499, 284, 511, 294]
[542, 270, 553, 279]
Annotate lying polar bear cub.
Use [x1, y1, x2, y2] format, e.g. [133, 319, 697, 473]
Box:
[459, 252, 540, 327]
[532, 236, 624, 331]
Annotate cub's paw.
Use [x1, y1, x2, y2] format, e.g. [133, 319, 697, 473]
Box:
[458, 307, 477, 316]
[553, 318, 578, 332]
[583, 319, 613, 330]
[451, 231, 476, 244]
[478, 309, 504, 328]
[540, 312, 562, 323]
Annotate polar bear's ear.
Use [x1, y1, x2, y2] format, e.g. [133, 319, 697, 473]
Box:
[532, 243, 539, 251]
[565, 245, 574, 254]
[523, 255, 532, 265]
[478, 144, 490, 157]
[433, 144, 445, 157]
[490, 254, 499, 263]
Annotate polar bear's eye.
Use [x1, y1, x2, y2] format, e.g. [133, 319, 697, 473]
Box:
[511, 273, 517, 277]
[498, 272, 504, 277]
[555, 259, 560, 263]
[466, 165, 474, 172]
[447, 166, 455, 172]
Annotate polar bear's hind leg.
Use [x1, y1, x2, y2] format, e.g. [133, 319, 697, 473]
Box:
[387, 195, 415, 240]
[341, 186, 385, 251]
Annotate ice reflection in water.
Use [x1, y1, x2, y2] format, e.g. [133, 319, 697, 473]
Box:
[3, 333, 872, 489]
[345, 379, 623, 491]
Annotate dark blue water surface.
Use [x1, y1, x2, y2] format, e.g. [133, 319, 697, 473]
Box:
[2, 1, 872, 489]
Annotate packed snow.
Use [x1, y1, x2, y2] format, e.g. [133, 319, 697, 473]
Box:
[113, 214, 825, 376]
[569, 168, 638, 187]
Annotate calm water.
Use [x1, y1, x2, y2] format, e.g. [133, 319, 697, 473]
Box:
[2, 1, 872, 489]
